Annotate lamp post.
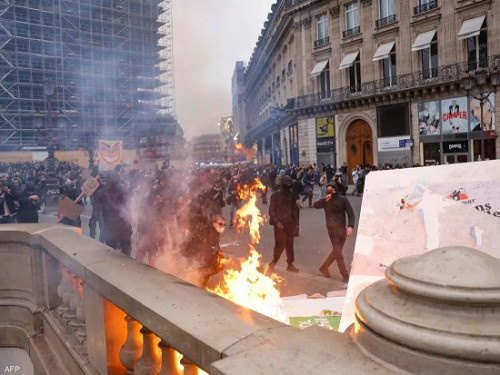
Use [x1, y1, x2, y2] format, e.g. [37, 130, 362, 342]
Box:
[42, 80, 60, 211]
[461, 68, 500, 161]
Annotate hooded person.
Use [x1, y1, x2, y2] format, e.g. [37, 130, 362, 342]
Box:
[17, 181, 41, 223]
[268, 175, 300, 273]
[313, 181, 355, 284]
[181, 214, 226, 288]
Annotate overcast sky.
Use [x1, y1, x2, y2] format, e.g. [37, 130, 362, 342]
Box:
[172, 0, 276, 140]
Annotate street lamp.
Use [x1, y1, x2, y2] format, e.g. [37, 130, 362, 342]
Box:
[42, 79, 60, 211]
[461, 67, 500, 161]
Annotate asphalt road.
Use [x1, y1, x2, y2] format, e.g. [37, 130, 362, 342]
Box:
[39, 185, 363, 297]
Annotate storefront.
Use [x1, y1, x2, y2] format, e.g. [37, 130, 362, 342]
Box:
[418, 95, 496, 165]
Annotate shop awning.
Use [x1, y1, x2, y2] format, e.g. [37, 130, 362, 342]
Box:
[372, 41, 395, 61]
[411, 30, 436, 51]
[339, 51, 359, 70]
[310, 60, 329, 77]
[458, 15, 485, 40]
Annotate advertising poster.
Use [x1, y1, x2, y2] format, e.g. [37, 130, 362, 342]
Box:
[418, 100, 441, 136]
[470, 93, 495, 131]
[339, 160, 500, 332]
[441, 96, 468, 134]
[316, 116, 335, 138]
[98, 140, 123, 171]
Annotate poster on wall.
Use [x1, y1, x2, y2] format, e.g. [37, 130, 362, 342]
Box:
[98, 140, 123, 171]
[418, 100, 441, 136]
[441, 96, 468, 134]
[469, 93, 495, 131]
[316, 116, 335, 138]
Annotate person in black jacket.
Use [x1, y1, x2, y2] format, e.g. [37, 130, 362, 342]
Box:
[17, 181, 41, 223]
[313, 181, 355, 283]
[268, 175, 300, 273]
[0, 180, 19, 223]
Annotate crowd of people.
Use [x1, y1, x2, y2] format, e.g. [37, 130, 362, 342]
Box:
[0, 159, 372, 286]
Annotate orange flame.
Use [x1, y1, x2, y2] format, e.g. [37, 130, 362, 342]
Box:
[235, 178, 266, 244]
[234, 143, 256, 162]
[209, 178, 285, 322]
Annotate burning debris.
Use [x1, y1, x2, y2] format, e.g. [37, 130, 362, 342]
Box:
[208, 178, 286, 322]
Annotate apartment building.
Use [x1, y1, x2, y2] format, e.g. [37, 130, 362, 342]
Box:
[234, 0, 500, 176]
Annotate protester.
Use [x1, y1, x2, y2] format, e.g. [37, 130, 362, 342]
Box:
[313, 181, 355, 283]
[268, 175, 300, 273]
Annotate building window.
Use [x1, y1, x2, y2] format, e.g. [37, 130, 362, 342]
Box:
[382, 46, 396, 87]
[320, 62, 331, 99]
[376, 0, 395, 27]
[422, 35, 438, 79]
[346, 2, 359, 29]
[377, 103, 410, 137]
[380, 0, 394, 18]
[467, 19, 487, 71]
[349, 54, 361, 92]
[414, 0, 438, 16]
[315, 13, 329, 47]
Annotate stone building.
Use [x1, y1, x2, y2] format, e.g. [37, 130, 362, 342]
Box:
[234, 0, 500, 178]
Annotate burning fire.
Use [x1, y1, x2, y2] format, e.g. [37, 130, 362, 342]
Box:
[209, 178, 286, 322]
[234, 143, 256, 162]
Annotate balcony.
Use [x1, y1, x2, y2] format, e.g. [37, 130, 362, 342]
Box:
[343, 26, 360, 39]
[314, 36, 330, 48]
[375, 14, 396, 28]
[414, 0, 438, 15]
[291, 54, 500, 110]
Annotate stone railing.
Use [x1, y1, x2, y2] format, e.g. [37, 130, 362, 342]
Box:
[1, 224, 499, 374]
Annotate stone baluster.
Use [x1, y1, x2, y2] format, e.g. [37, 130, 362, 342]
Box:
[61, 272, 77, 321]
[56, 266, 71, 313]
[119, 316, 143, 375]
[158, 341, 182, 375]
[75, 279, 85, 322]
[134, 328, 161, 375]
[180, 356, 198, 375]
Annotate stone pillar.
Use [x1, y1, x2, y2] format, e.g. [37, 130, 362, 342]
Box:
[158, 341, 181, 375]
[180, 356, 198, 375]
[351, 246, 500, 375]
[119, 315, 143, 374]
[135, 328, 161, 375]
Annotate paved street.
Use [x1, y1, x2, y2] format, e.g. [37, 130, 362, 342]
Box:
[39, 186, 363, 297]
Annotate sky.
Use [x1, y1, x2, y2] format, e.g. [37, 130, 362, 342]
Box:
[172, 0, 276, 140]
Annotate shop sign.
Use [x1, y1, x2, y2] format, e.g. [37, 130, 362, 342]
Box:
[442, 140, 468, 153]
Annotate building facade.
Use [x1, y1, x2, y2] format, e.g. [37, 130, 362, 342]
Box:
[235, 0, 500, 177]
[0, 0, 175, 152]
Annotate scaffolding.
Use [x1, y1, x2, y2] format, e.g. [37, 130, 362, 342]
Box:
[0, 0, 175, 151]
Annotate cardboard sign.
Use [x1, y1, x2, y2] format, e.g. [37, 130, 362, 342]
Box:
[80, 177, 100, 196]
[56, 197, 84, 221]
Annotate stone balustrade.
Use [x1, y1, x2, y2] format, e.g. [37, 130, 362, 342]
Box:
[1, 224, 499, 374]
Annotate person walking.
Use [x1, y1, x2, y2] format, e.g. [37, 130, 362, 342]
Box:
[314, 181, 355, 283]
[268, 175, 300, 273]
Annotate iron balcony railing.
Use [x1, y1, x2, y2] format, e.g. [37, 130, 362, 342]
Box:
[290, 54, 500, 110]
[414, 0, 438, 16]
[375, 14, 396, 28]
[343, 26, 360, 38]
[314, 36, 330, 48]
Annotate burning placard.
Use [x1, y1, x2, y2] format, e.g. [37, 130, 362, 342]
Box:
[98, 140, 123, 170]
